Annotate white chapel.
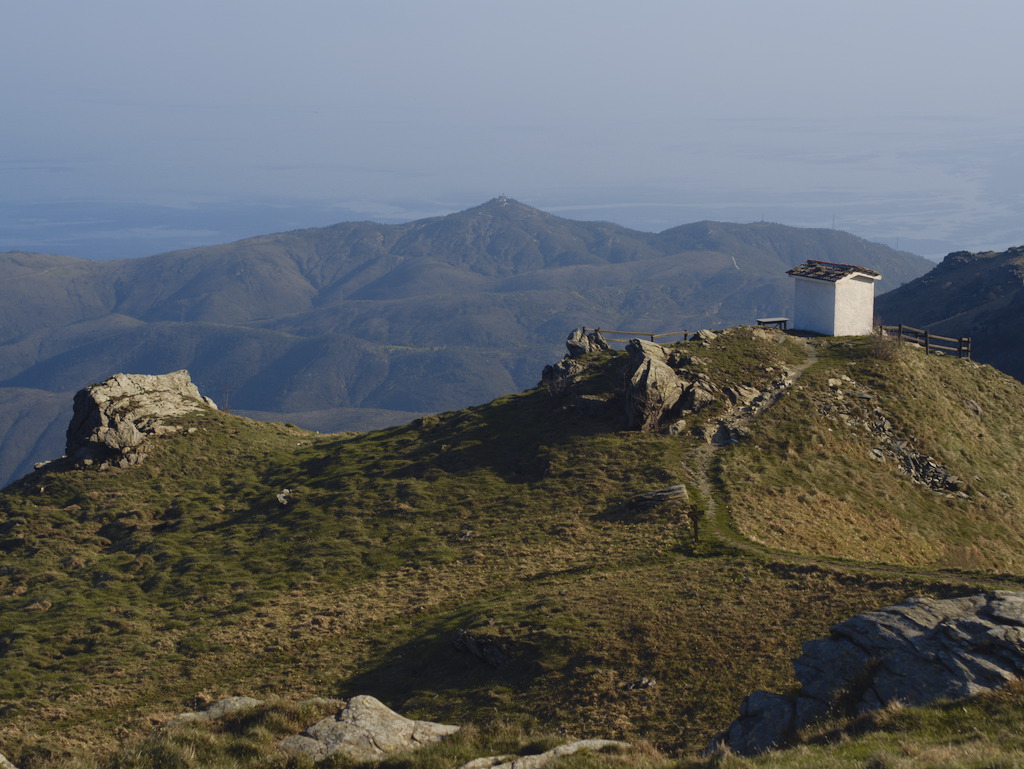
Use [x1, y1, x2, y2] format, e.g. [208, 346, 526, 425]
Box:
[787, 260, 882, 336]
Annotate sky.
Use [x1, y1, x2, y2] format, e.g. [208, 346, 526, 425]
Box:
[3, 0, 1024, 261]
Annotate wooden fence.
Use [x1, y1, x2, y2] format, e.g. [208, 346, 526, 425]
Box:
[586, 327, 695, 344]
[878, 324, 972, 359]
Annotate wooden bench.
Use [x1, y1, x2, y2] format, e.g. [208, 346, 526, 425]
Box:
[756, 317, 789, 330]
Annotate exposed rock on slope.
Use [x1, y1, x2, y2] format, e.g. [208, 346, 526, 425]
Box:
[717, 592, 1024, 756]
[543, 326, 805, 442]
[168, 694, 625, 768]
[625, 339, 684, 430]
[458, 739, 629, 769]
[565, 327, 610, 358]
[815, 374, 966, 495]
[278, 695, 459, 761]
[63, 370, 216, 470]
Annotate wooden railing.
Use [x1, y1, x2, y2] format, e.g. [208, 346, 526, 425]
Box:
[587, 327, 695, 344]
[879, 324, 972, 359]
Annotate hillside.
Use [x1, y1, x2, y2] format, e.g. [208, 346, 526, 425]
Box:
[876, 244, 1024, 383]
[2, 327, 1023, 767]
[0, 198, 933, 487]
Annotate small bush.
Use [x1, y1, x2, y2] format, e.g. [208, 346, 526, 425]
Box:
[869, 329, 904, 362]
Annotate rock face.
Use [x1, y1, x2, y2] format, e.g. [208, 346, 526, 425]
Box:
[64, 370, 216, 469]
[625, 339, 684, 430]
[716, 592, 1024, 756]
[540, 328, 610, 394]
[279, 694, 460, 761]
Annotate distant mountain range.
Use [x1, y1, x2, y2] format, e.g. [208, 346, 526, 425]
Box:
[876, 245, 1024, 381]
[0, 197, 933, 486]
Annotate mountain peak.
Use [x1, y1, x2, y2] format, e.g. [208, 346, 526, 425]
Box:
[467, 195, 541, 217]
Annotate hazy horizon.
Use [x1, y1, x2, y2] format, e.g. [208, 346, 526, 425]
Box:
[4, 1, 1024, 262]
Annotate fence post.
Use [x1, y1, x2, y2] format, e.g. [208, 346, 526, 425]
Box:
[898, 323, 903, 343]
[924, 330, 930, 355]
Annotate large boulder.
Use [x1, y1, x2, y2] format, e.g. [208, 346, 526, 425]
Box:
[624, 340, 683, 430]
[714, 592, 1024, 756]
[279, 695, 459, 761]
[64, 370, 216, 469]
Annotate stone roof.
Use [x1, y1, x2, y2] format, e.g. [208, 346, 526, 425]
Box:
[786, 260, 881, 282]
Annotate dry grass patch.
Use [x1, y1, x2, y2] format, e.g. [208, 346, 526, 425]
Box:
[719, 338, 1024, 574]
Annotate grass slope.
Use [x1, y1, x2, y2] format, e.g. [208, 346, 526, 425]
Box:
[0, 330, 1021, 768]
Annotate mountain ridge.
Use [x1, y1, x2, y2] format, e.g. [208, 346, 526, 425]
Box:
[876, 244, 1024, 382]
[0, 199, 933, 486]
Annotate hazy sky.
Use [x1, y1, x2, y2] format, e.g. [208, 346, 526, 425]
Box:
[3, 0, 1024, 260]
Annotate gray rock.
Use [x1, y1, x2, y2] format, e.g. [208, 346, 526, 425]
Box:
[0, 751, 17, 769]
[171, 695, 263, 723]
[65, 370, 216, 469]
[281, 694, 459, 761]
[715, 592, 1024, 756]
[723, 691, 794, 756]
[278, 734, 330, 761]
[626, 356, 683, 430]
[680, 376, 717, 412]
[540, 358, 585, 392]
[723, 385, 761, 407]
[634, 485, 689, 507]
[459, 740, 629, 769]
[626, 338, 668, 367]
[453, 629, 509, 666]
[566, 328, 610, 358]
[459, 756, 515, 769]
[202, 696, 263, 720]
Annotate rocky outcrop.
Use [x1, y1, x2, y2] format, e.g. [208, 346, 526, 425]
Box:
[0, 751, 17, 769]
[565, 327, 610, 358]
[278, 694, 460, 761]
[540, 329, 610, 394]
[63, 370, 216, 470]
[543, 325, 804, 438]
[715, 592, 1024, 756]
[625, 339, 683, 430]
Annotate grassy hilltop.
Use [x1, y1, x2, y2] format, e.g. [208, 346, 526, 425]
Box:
[3, 328, 1024, 768]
